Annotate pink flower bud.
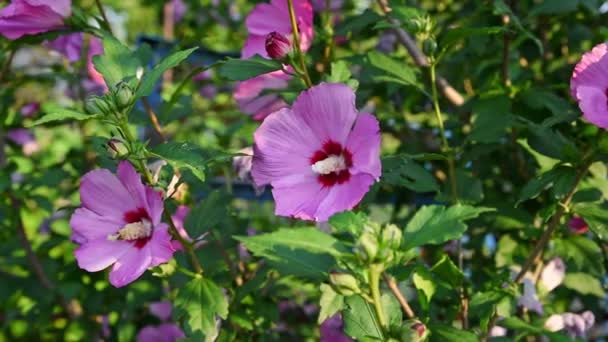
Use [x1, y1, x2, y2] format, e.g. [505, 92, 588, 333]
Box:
[265, 32, 291, 60]
[568, 217, 588, 234]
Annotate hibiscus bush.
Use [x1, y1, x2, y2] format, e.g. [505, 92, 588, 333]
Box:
[2, 0, 608, 341]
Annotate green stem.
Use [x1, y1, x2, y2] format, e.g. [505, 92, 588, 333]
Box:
[286, 0, 313, 88]
[369, 264, 387, 331]
[95, 0, 114, 35]
[117, 118, 203, 275]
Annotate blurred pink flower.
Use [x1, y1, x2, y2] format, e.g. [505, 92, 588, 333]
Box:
[570, 43, 608, 129]
[6, 128, 39, 155]
[545, 311, 595, 339]
[149, 301, 172, 321]
[242, 0, 313, 59]
[251, 83, 381, 221]
[136, 323, 185, 342]
[172, 0, 186, 22]
[568, 216, 589, 234]
[70, 161, 175, 287]
[540, 257, 565, 292]
[170, 205, 206, 251]
[320, 314, 352, 342]
[20, 102, 39, 117]
[518, 278, 543, 315]
[47, 33, 106, 90]
[234, 71, 289, 121]
[0, 0, 71, 40]
[235, 0, 313, 119]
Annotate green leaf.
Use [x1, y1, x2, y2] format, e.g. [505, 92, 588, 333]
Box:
[469, 95, 513, 144]
[431, 255, 464, 288]
[517, 165, 577, 205]
[573, 203, 608, 241]
[554, 236, 605, 277]
[218, 55, 283, 81]
[412, 267, 436, 311]
[150, 142, 207, 182]
[343, 295, 383, 340]
[441, 26, 505, 50]
[184, 190, 229, 238]
[318, 284, 344, 324]
[326, 60, 359, 90]
[335, 9, 382, 36]
[174, 277, 228, 338]
[381, 292, 402, 327]
[135, 47, 198, 98]
[328, 211, 368, 235]
[403, 205, 494, 250]
[93, 36, 141, 88]
[500, 316, 542, 333]
[366, 51, 420, 88]
[382, 155, 438, 192]
[29, 104, 99, 126]
[563, 273, 605, 297]
[527, 125, 579, 161]
[469, 290, 509, 331]
[531, 0, 580, 15]
[428, 323, 479, 342]
[235, 227, 347, 279]
[493, 0, 543, 55]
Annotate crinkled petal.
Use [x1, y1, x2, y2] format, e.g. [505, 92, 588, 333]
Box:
[117, 161, 149, 212]
[0, 2, 65, 40]
[26, 0, 71, 17]
[315, 174, 376, 221]
[252, 107, 320, 186]
[79, 169, 138, 219]
[576, 85, 608, 128]
[109, 246, 151, 287]
[571, 43, 608, 98]
[272, 176, 329, 220]
[74, 239, 131, 272]
[145, 187, 165, 226]
[292, 83, 358, 145]
[148, 224, 175, 267]
[346, 113, 381, 179]
[245, 2, 291, 37]
[70, 207, 123, 242]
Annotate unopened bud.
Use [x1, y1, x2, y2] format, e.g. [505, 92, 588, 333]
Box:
[422, 38, 437, 56]
[265, 31, 292, 60]
[113, 82, 134, 109]
[356, 232, 379, 262]
[568, 217, 588, 234]
[85, 95, 109, 115]
[400, 320, 428, 342]
[106, 138, 128, 158]
[381, 224, 403, 250]
[329, 272, 361, 296]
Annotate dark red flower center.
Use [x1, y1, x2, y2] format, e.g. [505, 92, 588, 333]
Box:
[123, 208, 152, 249]
[310, 140, 353, 187]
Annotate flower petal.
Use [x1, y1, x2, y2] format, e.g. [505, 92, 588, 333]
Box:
[79, 168, 138, 219]
[117, 161, 149, 212]
[109, 246, 152, 287]
[252, 107, 320, 186]
[271, 175, 329, 220]
[70, 207, 124, 242]
[148, 224, 175, 267]
[571, 43, 608, 98]
[576, 85, 608, 128]
[346, 113, 382, 179]
[74, 239, 131, 272]
[315, 174, 375, 221]
[292, 83, 358, 145]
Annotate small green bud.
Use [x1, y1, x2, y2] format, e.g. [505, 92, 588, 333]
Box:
[85, 95, 111, 115]
[329, 272, 361, 296]
[381, 224, 403, 250]
[357, 232, 379, 262]
[106, 138, 128, 158]
[400, 320, 428, 342]
[113, 82, 134, 109]
[422, 38, 437, 56]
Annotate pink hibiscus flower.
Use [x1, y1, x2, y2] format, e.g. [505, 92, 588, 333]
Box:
[235, 0, 313, 120]
[70, 161, 175, 287]
[570, 43, 608, 129]
[0, 0, 71, 40]
[47, 33, 106, 90]
[251, 83, 381, 221]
